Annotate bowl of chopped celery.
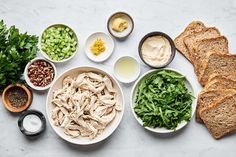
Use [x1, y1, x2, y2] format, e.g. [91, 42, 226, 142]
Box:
[130, 68, 196, 133]
[40, 24, 78, 63]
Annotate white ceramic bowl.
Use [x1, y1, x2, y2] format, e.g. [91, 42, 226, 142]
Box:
[46, 66, 124, 145]
[24, 57, 57, 91]
[130, 68, 196, 133]
[107, 12, 134, 40]
[84, 32, 114, 62]
[113, 56, 140, 83]
[40, 24, 78, 63]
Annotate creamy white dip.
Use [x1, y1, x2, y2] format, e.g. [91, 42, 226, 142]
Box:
[141, 36, 171, 66]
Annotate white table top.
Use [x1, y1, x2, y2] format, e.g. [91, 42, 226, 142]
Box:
[1, 0, 236, 156]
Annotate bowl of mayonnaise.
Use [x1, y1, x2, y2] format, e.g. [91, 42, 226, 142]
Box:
[138, 32, 176, 68]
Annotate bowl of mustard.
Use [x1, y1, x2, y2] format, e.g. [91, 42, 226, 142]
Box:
[107, 12, 134, 40]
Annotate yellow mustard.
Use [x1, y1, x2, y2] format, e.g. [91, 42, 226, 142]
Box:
[112, 17, 128, 32]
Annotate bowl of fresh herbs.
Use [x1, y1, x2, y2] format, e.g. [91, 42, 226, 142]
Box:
[130, 68, 195, 133]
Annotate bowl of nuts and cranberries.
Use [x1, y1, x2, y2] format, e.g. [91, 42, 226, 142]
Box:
[24, 57, 57, 91]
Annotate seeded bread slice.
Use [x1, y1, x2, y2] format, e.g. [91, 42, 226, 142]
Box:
[204, 75, 236, 90]
[174, 21, 205, 62]
[196, 89, 236, 123]
[199, 52, 236, 86]
[200, 94, 236, 139]
[183, 27, 221, 62]
[192, 36, 229, 77]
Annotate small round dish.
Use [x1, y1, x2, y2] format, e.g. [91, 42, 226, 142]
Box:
[107, 12, 134, 40]
[130, 68, 196, 134]
[40, 24, 78, 63]
[113, 56, 140, 83]
[138, 32, 176, 68]
[18, 110, 46, 136]
[2, 84, 33, 113]
[84, 32, 114, 62]
[24, 57, 57, 91]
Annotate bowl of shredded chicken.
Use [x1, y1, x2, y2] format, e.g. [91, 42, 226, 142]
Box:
[46, 66, 124, 145]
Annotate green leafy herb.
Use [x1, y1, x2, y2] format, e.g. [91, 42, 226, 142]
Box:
[134, 70, 193, 130]
[0, 20, 38, 92]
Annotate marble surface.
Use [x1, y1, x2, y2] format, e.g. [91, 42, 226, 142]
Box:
[1, 0, 236, 156]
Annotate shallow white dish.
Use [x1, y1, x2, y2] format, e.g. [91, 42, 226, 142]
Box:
[84, 32, 114, 62]
[130, 68, 196, 133]
[107, 12, 134, 40]
[40, 24, 78, 63]
[24, 57, 57, 91]
[113, 56, 140, 84]
[46, 66, 124, 145]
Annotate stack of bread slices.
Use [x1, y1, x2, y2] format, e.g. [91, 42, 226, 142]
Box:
[174, 21, 236, 139]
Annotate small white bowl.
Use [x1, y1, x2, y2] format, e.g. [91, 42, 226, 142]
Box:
[46, 66, 124, 145]
[107, 12, 134, 40]
[24, 57, 57, 91]
[40, 24, 78, 63]
[113, 56, 140, 83]
[130, 68, 196, 133]
[84, 32, 114, 62]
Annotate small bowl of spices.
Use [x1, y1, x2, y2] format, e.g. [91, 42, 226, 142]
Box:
[2, 84, 32, 113]
[84, 32, 114, 62]
[24, 58, 57, 91]
[138, 32, 176, 68]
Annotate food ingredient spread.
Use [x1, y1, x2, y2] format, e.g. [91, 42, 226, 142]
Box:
[141, 36, 171, 66]
[7, 87, 28, 108]
[51, 72, 121, 139]
[90, 38, 106, 56]
[112, 17, 128, 32]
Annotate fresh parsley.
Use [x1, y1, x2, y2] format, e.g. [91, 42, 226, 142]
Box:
[0, 20, 38, 92]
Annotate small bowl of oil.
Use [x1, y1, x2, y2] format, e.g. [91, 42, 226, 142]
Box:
[113, 56, 140, 83]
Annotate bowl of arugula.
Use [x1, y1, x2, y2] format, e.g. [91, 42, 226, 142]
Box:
[130, 68, 196, 133]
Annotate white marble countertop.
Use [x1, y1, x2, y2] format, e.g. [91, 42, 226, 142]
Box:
[1, 0, 236, 156]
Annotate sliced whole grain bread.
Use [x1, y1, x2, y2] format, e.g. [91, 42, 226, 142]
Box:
[192, 36, 229, 77]
[174, 21, 205, 62]
[183, 27, 221, 62]
[204, 75, 236, 90]
[196, 89, 236, 123]
[200, 94, 236, 139]
[199, 52, 236, 86]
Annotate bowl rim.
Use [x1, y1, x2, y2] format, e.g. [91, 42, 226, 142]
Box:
[113, 55, 140, 84]
[107, 11, 134, 40]
[24, 57, 57, 91]
[138, 31, 176, 68]
[130, 68, 196, 133]
[46, 65, 125, 145]
[40, 23, 79, 63]
[84, 31, 115, 63]
[2, 83, 33, 113]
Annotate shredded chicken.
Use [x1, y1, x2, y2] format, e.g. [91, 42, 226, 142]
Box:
[51, 72, 121, 139]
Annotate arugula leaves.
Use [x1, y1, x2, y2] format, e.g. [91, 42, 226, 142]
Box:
[0, 20, 38, 92]
[134, 70, 193, 130]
